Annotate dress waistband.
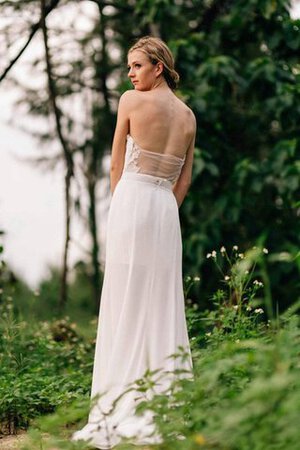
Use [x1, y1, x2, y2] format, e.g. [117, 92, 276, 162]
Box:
[120, 172, 173, 191]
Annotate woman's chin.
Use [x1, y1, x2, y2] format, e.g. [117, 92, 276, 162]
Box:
[134, 86, 149, 92]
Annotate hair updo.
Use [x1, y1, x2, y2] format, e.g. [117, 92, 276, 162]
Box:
[128, 36, 180, 91]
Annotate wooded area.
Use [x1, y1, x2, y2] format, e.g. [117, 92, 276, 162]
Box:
[1, 0, 299, 312]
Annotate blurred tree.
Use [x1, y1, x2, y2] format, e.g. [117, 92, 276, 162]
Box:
[40, 0, 74, 311]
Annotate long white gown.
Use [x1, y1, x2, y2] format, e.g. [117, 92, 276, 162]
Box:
[71, 134, 194, 449]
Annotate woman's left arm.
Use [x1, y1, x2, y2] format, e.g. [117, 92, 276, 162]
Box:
[173, 111, 196, 208]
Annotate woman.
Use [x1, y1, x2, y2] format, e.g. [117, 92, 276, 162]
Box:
[71, 36, 196, 449]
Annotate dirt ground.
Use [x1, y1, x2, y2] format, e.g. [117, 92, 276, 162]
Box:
[0, 432, 72, 450]
[0, 433, 152, 450]
[0, 432, 27, 450]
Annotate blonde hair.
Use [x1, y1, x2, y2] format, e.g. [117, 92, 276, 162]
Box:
[128, 36, 180, 91]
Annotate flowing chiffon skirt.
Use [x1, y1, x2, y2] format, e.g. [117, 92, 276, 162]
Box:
[71, 171, 193, 449]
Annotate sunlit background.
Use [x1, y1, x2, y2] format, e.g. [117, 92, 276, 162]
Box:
[0, 2, 111, 287]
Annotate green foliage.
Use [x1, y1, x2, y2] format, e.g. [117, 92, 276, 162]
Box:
[11, 262, 98, 337]
[185, 245, 272, 350]
[19, 308, 300, 450]
[163, 315, 300, 450]
[159, 0, 300, 310]
[0, 293, 93, 434]
[0, 245, 296, 449]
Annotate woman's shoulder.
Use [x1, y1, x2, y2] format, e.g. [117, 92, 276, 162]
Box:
[175, 94, 195, 115]
[119, 89, 145, 104]
[174, 95, 197, 129]
[118, 90, 145, 115]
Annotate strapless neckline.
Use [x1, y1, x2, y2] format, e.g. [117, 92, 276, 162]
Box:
[126, 134, 186, 162]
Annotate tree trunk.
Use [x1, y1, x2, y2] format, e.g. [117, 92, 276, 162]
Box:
[87, 173, 101, 311]
[40, 0, 74, 312]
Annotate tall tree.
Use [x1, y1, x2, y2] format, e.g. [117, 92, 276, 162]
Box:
[40, 0, 74, 311]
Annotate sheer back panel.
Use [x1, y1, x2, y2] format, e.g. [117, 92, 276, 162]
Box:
[123, 134, 185, 184]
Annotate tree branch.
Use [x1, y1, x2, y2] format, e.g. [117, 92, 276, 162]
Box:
[0, 0, 60, 83]
[40, 0, 73, 174]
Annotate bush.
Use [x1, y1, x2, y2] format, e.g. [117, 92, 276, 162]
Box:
[0, 296, 94, 434]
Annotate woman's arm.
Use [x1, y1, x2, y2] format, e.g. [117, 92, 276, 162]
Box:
[110, 91, 133, 194]
[173, 112, 196, 208]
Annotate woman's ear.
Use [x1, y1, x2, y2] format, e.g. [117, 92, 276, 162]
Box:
[156, 61, 164, 77]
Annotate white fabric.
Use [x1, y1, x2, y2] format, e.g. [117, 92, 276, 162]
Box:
[71, 135, 193, 449]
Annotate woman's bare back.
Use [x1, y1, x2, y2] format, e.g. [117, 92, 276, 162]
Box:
[128, 89, 195, 160]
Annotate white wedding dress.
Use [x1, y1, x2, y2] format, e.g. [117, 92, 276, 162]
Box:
[71, 134, 193, 449]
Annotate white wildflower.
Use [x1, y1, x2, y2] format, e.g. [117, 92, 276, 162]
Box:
[224, 275, 230, 281]
[206, 253, 212, 259]
[193, 276, 200, 282]
[233, 305, 239, 310]
[205, 332, 211, 336]
[233, 245, 238, 251]
[211, 250, 217, 258]
[263, 248, 269, 254]
[245, 270, 249, 274]
[235, 339, 240, 343]
[238, 253, 244, 259]
[253, 280, 263, 287]
[246, 306, 252, 311]
[220, 246, 226, 253]
[254, 308, 264, 314]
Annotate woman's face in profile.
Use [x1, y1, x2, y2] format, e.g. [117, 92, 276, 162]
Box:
[127, 49, 160, 91]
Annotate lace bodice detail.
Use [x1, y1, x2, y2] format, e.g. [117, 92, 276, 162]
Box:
[123, 134, 186, 185]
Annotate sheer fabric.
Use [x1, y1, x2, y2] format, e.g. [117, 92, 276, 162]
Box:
[124, 134, 185, 184]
